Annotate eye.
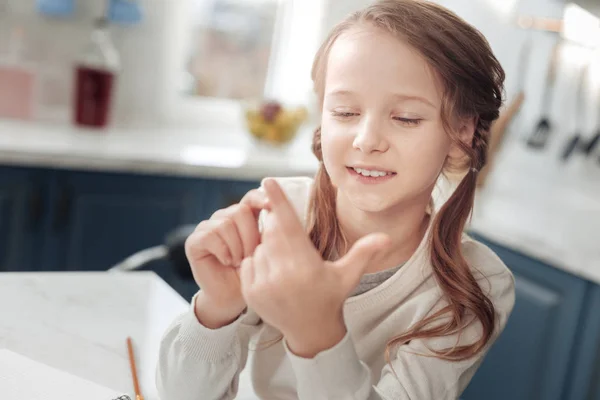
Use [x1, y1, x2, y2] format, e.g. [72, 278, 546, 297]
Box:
[331, 111, 359, 118]
[393, 117, 422, 126]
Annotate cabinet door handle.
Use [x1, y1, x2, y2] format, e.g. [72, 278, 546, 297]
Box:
[29, 185, 45, 231]
[53, 184, 72, 231]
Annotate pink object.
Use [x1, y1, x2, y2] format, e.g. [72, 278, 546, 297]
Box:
[0, 66, 35, 120]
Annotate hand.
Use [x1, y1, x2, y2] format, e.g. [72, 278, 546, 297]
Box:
[185, 189, 267, 328]
[239, 179, 391, 357]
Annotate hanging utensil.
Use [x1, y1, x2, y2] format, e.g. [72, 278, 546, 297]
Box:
[511, 32, 532, 124]
[584, 74, 600, 157]
[583, 131, 600, 155]
[517, 15, 563, 33]
[478, 93, 525, 187]
[477, 35, 530, 187]
[527, 40, 562, 150]
[561, 59, 591, 161]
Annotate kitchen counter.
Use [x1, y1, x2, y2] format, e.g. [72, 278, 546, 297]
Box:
[0, 119, 319, 180]
[470, 138, 600, 284]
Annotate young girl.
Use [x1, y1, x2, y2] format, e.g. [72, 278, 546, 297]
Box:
[156, 1, 515, 399]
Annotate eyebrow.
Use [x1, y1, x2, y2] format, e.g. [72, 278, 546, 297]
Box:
[326, 89, 437, 109]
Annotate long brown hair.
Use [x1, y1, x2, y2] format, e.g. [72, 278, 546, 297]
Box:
[308, 0, 505, 361]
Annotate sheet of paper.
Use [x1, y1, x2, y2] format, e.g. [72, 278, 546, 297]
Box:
[0, 349, 129, 400]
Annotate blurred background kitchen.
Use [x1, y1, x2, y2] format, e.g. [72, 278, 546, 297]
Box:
[0, 0, 599, 399]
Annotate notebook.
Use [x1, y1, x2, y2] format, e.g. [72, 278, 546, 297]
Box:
[0, 349, 131, 400]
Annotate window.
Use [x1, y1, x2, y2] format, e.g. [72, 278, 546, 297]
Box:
[185, 0, 281, 100]
[163, 0, 325, 127]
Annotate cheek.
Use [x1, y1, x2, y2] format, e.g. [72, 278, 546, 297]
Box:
[321, 131, 342, 183]
[401, 127, 451, 184]
[429, 129, 453, 169]
[413, 133, 450, 165]
[320, 119, 348, 167]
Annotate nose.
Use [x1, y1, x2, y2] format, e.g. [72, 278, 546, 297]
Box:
[352, 115, 389, 153]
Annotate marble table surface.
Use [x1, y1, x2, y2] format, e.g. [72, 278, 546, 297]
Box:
[0, 271, 256, 400]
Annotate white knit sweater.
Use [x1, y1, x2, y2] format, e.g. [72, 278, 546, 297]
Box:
[156, 177, 515, 400]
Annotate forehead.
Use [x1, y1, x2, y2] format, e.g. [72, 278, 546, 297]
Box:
[325, 25, 442, 106]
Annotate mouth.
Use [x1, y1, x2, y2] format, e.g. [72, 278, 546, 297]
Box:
[347, 166, 397, 183]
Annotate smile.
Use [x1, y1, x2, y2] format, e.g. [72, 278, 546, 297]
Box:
[347, 166, 396, 183]
[351, 167, 394, 177]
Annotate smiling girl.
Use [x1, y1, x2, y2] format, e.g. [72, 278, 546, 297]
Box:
[156, 1, 515, 399]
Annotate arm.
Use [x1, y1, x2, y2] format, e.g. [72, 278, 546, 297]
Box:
[155, 185, 268, 400]
[285, 270, 515, 400]
[156, 292, 261, 400]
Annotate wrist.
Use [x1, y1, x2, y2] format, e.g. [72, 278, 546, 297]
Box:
[194, 292, 246, 329]
[285, 317, 347, 359]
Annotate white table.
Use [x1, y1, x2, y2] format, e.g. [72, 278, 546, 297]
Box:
[0, 271, 257, 400]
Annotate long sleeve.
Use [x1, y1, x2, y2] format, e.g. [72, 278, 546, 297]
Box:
[155, 293, 261, 400]
[286, 269, 515, 400]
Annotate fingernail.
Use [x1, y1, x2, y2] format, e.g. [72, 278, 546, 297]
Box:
[264, 178, 276, 190]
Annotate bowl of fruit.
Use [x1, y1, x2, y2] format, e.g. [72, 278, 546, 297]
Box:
[244, 100, 308, 145]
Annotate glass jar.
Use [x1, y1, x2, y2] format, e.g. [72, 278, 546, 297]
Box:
[73, 17, 120, 128]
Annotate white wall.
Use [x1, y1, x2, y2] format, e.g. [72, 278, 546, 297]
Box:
[0, 0, 172, 127]
[0, 0, 329, 128]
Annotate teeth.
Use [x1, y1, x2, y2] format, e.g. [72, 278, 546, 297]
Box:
[352, 167, 390, 177]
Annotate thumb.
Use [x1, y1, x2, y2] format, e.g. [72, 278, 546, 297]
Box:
[331, 233, 391, 293]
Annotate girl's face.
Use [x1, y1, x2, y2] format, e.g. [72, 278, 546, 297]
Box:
[321, 25, 468, 213]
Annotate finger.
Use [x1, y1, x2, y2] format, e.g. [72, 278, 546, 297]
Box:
[239, 256, 255, 289]
[261, 178, 304, 234]
[232, 204, 262, 259]
[186, 228, 232, 266]
[209, 204, 236, 221]
[252, 244, 271, 284]
[216, 218, 244, 266]
[240, 189, 269, 219]
[332, 233, 391, 292]
[209, 189, 267, 222]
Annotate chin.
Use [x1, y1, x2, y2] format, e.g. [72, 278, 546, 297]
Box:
[340, 187, 400, 213]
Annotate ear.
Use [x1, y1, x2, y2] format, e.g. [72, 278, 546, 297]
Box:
[448, 116, 477, 159]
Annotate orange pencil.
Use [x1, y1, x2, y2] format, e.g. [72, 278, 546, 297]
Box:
[126, 337, 144, 400]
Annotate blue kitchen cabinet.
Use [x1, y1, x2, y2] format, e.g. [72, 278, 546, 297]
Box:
[201, 178, 261, 218]
[587, 284, 600, 400]
[0, 167, 47, 271]
[586, 284, 600, 400]
[564, 282, 600, 400]
[40, 170, 209, 272]
[463, 234, 588, 400]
